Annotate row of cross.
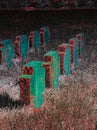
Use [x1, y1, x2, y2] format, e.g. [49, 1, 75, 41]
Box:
[0, 27, 50, 68]
[19, 32, 85, 109]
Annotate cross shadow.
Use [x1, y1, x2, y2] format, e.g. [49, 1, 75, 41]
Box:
[0, 92, 24, 110]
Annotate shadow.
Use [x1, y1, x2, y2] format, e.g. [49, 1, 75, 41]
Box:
[0, 92, 24, 110]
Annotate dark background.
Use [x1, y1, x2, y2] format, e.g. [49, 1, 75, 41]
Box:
[0, 9, 97, 45]
[0, 0, 97, 8]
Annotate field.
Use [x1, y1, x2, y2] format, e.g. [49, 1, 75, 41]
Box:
[0, 10, 97, 130]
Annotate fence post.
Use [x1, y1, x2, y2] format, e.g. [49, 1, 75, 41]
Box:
[29, 31, 35, 52]
[14, 35, 28, 60]
[0, 50, 2, 64]
[33, 31, 41, 53]
[76, 33, 85, 60]
[1, 40, 15, 68]
[69, 38, 79, 69]
[43, 62, 52, 89]
[20, 61, 45, 109]
[20, 35, 29, 60]
[14, 36, 22, 59]
[20, 77, 31, 105]
[43, 51, 60, 90]
[40, 28, 45, 45]
[0, 43, 4, 64]
[58, 43, 71, 76]
[40, 27, 50, 45]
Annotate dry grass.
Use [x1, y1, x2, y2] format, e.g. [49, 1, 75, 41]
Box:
[0, 83, 97, 130]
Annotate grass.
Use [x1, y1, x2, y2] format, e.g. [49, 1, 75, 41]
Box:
[0, 44, 97, 130]
[0, 83, 97, 130]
